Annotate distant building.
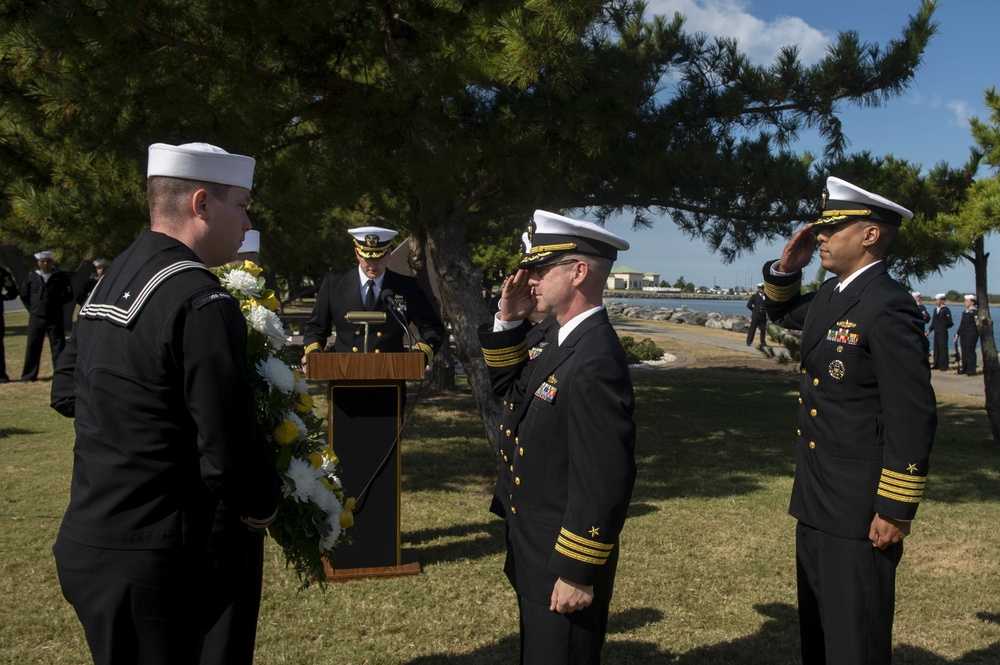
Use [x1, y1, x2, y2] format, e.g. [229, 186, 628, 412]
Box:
[608, 265, 661, 291]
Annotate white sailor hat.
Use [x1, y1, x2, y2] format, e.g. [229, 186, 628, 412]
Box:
[911, 291, 920, 297]
[147, 142, 255, 190]
[814, 176, 913, 228]
[349, 226, 398, 259]
[34, 250, 55, 260]
[238, 230, 260, 254]
[934, 293, 947, 300]
[519, 210, 629, 268]
[964, 294, 976, 301]
[93, 258, 108, 268]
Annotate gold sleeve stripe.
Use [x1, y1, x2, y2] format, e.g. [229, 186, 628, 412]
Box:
[559, 527, 614, 551]
[555, 538, 611, 560]
[881, 469, 928, 484]
[764, 280, 801, 303]
[555, 543, 609, 566]
[877, 486, 924, 503]
[483, 341, 528, 367]
[414, 341, 434, 364]
[878, 481, 925, 498]
[304, 342, 321, 354]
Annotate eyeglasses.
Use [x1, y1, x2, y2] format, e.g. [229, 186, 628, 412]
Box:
[530, 259, 579, 279]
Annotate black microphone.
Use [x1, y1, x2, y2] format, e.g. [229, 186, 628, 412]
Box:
[380, 289, 400, 310]
[380, 289, 414, 350]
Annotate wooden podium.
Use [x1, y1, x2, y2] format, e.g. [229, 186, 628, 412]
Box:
[306, 352, 425, 581]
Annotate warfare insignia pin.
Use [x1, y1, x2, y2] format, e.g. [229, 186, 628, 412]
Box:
[534, 381, 557, 403]
[829, 360, 845, 380]
[547, 374, 558, 384]
[836, 320, 857, 328]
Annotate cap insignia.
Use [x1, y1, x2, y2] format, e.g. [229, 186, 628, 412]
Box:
[528, 219, 536, 244]
[821, 189, 828, 209]
[364, 233, 380, 248]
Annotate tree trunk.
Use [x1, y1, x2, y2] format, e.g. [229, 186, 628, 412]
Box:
[407, 229, 456, 392]
[424, 216, 502, 455]
[973, 236, 1000, 443]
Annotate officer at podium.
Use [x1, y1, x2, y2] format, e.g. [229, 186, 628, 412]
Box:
[301, 226, 444, 365]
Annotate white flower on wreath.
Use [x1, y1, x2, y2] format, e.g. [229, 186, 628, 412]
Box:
[221, 269, 262, 299]
[257, 356, 296, 394]
[248, 305, 291, 348]
[319, 510, 344, 553]
[311, 479, 342, 515]
[284, 457, 323, 503]
[292, 370, 310, 395]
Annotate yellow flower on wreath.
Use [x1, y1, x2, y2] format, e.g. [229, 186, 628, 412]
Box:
[296, 393, 314, 414]
[273, 419, 298, 445]
[259, 290, 281, 312]
[339, 510, 354, 529]
[241, 260, 263, 277]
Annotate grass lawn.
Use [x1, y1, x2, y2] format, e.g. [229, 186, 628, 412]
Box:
[1, 309, 999, 663]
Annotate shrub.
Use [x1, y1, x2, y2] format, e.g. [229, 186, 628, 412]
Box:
[620, 336, 665, 364]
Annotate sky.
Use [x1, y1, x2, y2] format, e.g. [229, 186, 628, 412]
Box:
[592, 0, 999, 295]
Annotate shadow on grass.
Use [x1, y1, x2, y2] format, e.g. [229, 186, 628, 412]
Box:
[404, 518, 505, 566]
[0, 427, 39, 439]
[403, 602, 800, 664]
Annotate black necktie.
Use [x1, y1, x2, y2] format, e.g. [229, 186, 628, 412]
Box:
[364, 279, 375, 310]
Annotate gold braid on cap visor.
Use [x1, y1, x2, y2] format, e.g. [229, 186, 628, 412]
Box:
[523, 242, 578, 263]
[814, 209, 872, 225]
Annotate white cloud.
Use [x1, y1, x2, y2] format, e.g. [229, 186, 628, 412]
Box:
[946, 99, 971, 126]
[644, 0, 831, 65]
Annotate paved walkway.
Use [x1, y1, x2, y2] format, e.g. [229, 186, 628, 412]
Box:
[614, 318, 985, 398]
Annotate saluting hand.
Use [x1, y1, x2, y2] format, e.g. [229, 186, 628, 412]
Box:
[498, 269, 536, 322]
[778, 224, 817, 274]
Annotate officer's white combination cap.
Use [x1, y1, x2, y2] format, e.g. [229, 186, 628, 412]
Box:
[349, 226, 398, 258]
[238, 230, 260, 254]
[34, 250, 55, 260]
[519, 210, 629, 268]
[815, 176, 913, 228]
[147, 142, 255, 190]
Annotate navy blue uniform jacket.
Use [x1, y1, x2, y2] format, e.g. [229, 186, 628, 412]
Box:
[763, 261, 936, 539]
[479, 311, 636, 605]
[302, 268, 444, 361]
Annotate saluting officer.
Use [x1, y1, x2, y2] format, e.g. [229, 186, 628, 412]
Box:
[763, 176, 936, 664]
[301, 226, 444, 365]
[479, 210, 636, 664]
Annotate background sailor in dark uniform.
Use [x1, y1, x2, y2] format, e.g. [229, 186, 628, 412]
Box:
[745, 282, 768, 346]
[0, 262, 19, 383]
[763, 176, 936, 664]
[50, 142, 280, 665]
[479, 210, 636, 664]
[301, 226, 444, 367]
[19, 249, 73, 381]
[955, 294, 979, 376]
[911, 291, 930, 330]
[928, 292, 953, 370]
